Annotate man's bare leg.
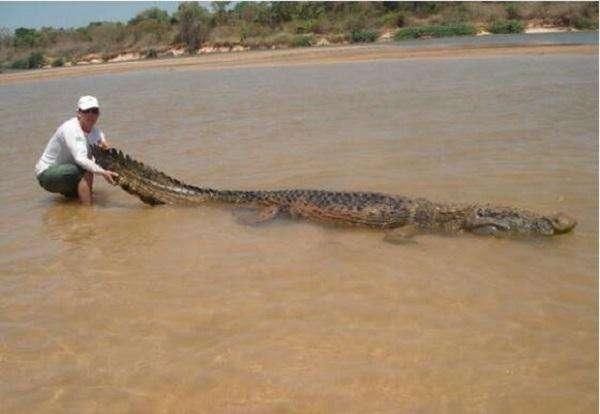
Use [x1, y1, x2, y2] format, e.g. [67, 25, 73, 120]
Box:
[78, 172, 93, 204]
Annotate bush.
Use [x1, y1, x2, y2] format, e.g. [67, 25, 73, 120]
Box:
[233, 2, 272, 26]
[262, 32, 293, 47]
[395, 12, 407, 28]
[394, 23, 477, 40]
[294, 17, 328, 34]
[74, 27, 92, 42]
[412, 2, 441, 18]
[51, 57, 64, 67]
[10, 51, 45, 69]
[463, 3, 506, 24]
[87, 22, 127, 49]
[210, 2, 231, 26]
[130, 19, 171, 44]
[145, 48, 158, 59]
[350, 29, 378, 43]
[177, 2, 212, 53]
[439, 3, 472, 25]
[13, 27, 42, 48]
[573, 17, 597, 30]
[343, 16, 367, 32]
[489, 19, 524, 34]
[377, 12, 406, 29]
[545, 4, 598, 28]
[28, 51, 45, 68]
[10, 58, 29, 69]
[129, 7, 170, 25]
[505, 3, 521, 20]
[291, 34, 313, 47]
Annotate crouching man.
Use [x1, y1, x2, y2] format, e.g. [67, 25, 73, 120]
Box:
[35, 95, 119, 204]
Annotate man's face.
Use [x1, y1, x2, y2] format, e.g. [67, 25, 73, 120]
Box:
[78, 107, 100, 132]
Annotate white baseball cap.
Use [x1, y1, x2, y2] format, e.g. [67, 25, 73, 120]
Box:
[77, 95, 100, 111]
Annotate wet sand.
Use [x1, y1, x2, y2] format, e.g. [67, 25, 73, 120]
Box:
[0, 43, 596, 85]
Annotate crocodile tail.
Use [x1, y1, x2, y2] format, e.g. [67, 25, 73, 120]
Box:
[91, 145, 218, 205]
[90, 146, 260, 206]
[92, 146, 190, 187]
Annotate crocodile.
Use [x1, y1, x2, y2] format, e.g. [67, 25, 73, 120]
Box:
[91, 145, 577, 242]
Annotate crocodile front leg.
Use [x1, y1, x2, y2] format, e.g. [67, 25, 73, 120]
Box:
[235, 205, 282, 226]
[383, 225, 419, 245]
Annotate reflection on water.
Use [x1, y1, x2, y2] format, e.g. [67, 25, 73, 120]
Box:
[0, 39, 597, 412]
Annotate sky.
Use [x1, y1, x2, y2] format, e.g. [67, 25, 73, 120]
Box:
[0, 1, 184, 31]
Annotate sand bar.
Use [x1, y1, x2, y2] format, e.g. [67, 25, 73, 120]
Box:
[0, 43, 596, 86]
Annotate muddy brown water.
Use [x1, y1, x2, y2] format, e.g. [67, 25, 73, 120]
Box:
[1, 43, 598, 412]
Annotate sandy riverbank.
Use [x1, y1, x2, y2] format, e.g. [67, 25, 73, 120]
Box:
[0, 42, 596, 86]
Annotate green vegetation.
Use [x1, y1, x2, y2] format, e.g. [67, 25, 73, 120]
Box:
[144, 48, 158, 59]
[0, 1, 597, 71]
[489, 19, 524, 34]
[9, 58, 29, 69]
[350, 29, 378, 43]
[291, 34, 314, 47]
[574, 17, 597, 30]
[51, 56, 64, 67]
[177, 2, 212, 53]
[505, 3, 521, 20]
[10, 51, 45, 69]
[394, 23, 476, 40]
[13, 27, 43, 48]
[128, 7, 172, 26]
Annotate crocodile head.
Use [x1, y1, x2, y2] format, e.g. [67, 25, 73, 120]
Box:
[464, 206, 577, 237]
[546, 212, 578, 234]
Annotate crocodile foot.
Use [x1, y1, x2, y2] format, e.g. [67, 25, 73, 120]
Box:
[234, 205, 281, 226]
[383, 225, 418, 245]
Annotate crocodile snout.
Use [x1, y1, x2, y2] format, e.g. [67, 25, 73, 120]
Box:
[549, 212, 577, 234]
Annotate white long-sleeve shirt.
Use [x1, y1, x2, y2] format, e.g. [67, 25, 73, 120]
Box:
[35, 117, 107, 176]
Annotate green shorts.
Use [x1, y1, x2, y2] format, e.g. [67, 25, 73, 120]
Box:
[37, 163, 85, 198]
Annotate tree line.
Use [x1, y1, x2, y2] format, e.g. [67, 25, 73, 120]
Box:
[0, 2, 597, 70]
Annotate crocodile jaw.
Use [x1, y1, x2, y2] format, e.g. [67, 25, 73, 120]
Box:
[548, 212, 577, 234]
[464, 207, 577, 237]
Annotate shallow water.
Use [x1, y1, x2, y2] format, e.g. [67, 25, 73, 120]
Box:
[0, 42, 598, 412]
[393, 30, 598, 48]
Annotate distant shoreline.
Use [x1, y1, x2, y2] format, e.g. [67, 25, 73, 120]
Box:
[0, 41, 596, 86]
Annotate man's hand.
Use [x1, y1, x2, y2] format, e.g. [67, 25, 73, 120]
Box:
[101, 170, 119, 185]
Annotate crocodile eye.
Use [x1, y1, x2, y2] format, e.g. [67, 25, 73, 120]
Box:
[476, 208, 485, 217]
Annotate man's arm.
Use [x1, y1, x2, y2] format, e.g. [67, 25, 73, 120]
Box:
[64, 130, 118, 184]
